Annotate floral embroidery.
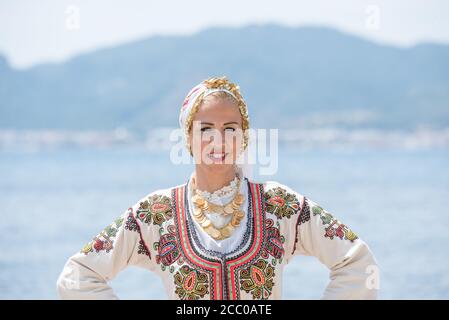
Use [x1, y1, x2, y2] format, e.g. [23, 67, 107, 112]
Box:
[174, 265, 209, 300]
[124, 209, 139, 231]
[292, 197, 311, 255]
[136, 194, 173, 226]
[297, 197, 310, 225]
[154, 225, 181, 272]
[264, 187, 300, 219]
[81, 216, 124, 255]
[240, 259, 275, 300]
[137, 240, 150, 256]
[311, 203, 358, 242]
[261, 219, 285, 264]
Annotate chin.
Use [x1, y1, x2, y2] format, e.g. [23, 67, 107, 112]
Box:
[201, 162, 236, 174]
[206, 162, 234, 169]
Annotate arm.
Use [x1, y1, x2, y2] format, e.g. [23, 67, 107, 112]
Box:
[290, 195, 380, 299]
[56, 206, 154, 299]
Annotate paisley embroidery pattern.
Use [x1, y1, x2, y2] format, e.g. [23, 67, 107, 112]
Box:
[312, 203, 358, 242]
[264, 187, 300, 219]
[174, 265, 209, 300]
[239, 259, 275, 300]
[261, 219, 285, 265]
[153, 225, 181, 272]
[136, 194, 173, 226]
[81, 216, 124, 255]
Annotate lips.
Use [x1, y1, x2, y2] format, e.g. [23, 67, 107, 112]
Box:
[207, 152, 228, 162]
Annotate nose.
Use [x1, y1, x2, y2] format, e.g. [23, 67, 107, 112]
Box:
[204, 128, 235, 152]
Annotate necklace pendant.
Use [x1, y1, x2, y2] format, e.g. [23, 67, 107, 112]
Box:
[200, 219, 211, 228]
[220, 225, 234, 238]
[215, 206, 225, 215]
[223, 204, 234, 215]
[206, 227, 221, 239]
[193, 208, 203, 217]
[231, 215, 240, 227]
[196, 215, 207, 224]
[234, 194, 245, 205]
[235, 210, 245, 219]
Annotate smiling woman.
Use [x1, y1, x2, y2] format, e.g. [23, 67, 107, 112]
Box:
[56, 76, 379, 300]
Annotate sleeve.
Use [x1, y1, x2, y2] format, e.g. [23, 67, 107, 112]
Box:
[288, 195, 380, 300]
[56, 205, 155, 300]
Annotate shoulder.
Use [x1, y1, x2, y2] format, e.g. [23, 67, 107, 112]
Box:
[127, 183, 185, 226]
[246, 178, 306, 220]
[264, 180, 303, 197]
[247, 178, 305, 199]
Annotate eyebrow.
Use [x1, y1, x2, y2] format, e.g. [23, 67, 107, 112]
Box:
[200, 122, 239, 126]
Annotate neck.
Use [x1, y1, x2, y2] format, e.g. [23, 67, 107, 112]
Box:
[193, 166, 237, 193]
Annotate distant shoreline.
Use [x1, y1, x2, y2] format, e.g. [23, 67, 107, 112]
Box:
[1, 126, 448, 152]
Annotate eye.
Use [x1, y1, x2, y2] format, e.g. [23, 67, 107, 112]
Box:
[201, 127, 211, 132]
[224, 127, 236, 132]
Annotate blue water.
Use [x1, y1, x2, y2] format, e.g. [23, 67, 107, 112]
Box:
[1, 147, 448, 299]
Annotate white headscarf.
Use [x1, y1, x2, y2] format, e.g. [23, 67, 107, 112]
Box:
[179, 83, 238, 130]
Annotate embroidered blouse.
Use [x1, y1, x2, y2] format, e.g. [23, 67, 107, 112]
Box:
[56, 178, 379, 300]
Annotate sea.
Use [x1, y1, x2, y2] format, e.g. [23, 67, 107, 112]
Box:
[1, 146, 448, 299]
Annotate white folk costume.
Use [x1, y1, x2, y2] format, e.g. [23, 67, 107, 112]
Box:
[57, 77, 379, 300]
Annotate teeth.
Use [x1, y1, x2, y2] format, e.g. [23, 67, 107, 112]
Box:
[209, 153, 226, 159]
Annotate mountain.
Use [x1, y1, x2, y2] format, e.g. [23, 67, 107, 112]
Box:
[1, 23, 449, 133]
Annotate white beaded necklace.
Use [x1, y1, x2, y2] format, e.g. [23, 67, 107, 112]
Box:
[195, 176, 240, 204]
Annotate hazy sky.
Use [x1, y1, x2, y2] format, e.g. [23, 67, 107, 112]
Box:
[1, 0, 449, 69]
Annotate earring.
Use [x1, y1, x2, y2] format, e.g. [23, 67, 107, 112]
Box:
[185, 140, 193, 157]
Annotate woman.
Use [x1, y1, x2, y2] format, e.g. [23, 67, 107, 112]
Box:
[57, 76, 379, 300]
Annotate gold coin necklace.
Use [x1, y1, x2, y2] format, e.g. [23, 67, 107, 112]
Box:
[191, 176, 245, 240]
